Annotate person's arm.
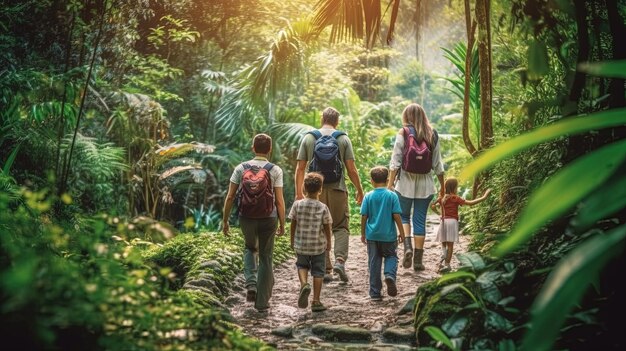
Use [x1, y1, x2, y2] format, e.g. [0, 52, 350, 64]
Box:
[393, 213, 405, 243]
[430, 199, 440, 215]
[290, 218, 297, 249]
[387, 169, 398, 191]
[436, 173, 445, 199]
[222, 181, 239, 236]
[274, 186, 286, 236]
[360, 215, 367, 244]
[324, 223, 332, 251]
[294, 159, 307, 200]
[388, 129, 404, 191]
[345, 159, 364, 205]
[465, 188, 492, 205]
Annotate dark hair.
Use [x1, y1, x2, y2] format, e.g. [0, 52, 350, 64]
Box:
[370, 166, 388, 184]
[253, 133, 272, 154]
[304, 172, 324, 194]
[444, 177, 458, 194]
[322, 107, 340, 126]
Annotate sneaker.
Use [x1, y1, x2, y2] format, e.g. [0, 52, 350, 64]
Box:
[370, 296, 383, 302]
[311, 301, 327, 312]
[439, 264, 451, 273]
[323, 273, 334, 282]
[402, 250, 413, 269]
[246, 290, 256, 302]
[256, 306, 269, 313]
[298, 283, 312, 308]
[333, 262, 349, 282]
[384, 277, 398, 297]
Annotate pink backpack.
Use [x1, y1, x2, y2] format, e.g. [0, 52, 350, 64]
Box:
[401, 126, 437, 174]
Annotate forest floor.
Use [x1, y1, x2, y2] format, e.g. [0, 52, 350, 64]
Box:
[227, 214, 469, 350]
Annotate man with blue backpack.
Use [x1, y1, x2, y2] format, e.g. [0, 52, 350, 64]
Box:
[295, 107, 364, 283]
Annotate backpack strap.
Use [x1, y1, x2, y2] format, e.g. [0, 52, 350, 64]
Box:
[262, 163, 274, 171]
[432, 129, 439, 148]
[308, 130, 322, 139]
[331, 130, 346, 139]
[242, 163, 252, 170]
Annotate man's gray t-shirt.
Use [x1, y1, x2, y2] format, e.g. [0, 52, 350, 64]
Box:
[296, 127, 355, 192]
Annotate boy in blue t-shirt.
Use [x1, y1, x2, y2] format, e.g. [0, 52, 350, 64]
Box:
[360, 166, 406, 300]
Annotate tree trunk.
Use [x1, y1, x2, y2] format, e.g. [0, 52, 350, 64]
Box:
[463, 0, 478, 157]
[569, 0, 590, 105]
[476, 0, 493, 150]
[607, 0, 626, 108]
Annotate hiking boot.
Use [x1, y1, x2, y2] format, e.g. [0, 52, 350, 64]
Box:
[298, 283, 311, 308]
[323, 273, 334, 282]
[333, 262, 349, 282]
[384, 277, 398, 297]
[402, 239, 413, 268]
[413, 249, 425, 271]
[311, 301, 327, 312]
[402, 250, 413, 269]
[246, 290, 256, 302]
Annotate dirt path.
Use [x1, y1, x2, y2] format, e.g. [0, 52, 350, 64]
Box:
[227, 215, 469, 350]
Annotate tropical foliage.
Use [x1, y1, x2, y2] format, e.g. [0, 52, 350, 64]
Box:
[1, 0, 624, 349]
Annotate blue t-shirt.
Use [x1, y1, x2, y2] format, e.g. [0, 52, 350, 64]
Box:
[360, 187, 402, 242]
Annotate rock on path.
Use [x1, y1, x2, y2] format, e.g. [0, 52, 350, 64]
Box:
[227, 214, 469, 350]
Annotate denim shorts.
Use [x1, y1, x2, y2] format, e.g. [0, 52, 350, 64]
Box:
[296, 252, 326, 278]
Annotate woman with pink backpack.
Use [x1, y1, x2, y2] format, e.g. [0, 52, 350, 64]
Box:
[387, 103, 445, 271]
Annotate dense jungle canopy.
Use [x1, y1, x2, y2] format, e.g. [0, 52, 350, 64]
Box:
[1, 0, 625, 350]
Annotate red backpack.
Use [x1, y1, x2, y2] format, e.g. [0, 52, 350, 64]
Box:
[401, 126, 438, 174]
[237, 163, 275, 218]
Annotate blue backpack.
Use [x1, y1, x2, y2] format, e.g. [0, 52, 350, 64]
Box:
[308, 130, 346, 184]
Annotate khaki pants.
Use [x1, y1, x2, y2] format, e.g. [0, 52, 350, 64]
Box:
[239, 217, 277, 310]
[320, 188, 350, 273]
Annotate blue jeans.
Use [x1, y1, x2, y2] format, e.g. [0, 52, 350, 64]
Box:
[397, 193, 434, 236]
[367, 241, 398, 298]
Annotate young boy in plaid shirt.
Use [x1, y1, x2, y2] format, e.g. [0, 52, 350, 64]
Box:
[289, 172, 332, 312]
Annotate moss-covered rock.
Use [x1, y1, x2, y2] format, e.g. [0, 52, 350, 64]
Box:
[142, 228, 293, 349]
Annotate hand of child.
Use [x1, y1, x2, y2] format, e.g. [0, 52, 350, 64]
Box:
[361, 235, 367, 245]
[276, 223, 285, 236]
[398, 234, 405, 243]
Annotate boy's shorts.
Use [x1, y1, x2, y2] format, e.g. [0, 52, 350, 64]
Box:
[295, 252, 326, 278]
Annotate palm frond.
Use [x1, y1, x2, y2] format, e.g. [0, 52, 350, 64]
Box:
[268, 122, 316, 151]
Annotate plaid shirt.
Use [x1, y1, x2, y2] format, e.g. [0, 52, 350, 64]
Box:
[289, 198, 332, 255]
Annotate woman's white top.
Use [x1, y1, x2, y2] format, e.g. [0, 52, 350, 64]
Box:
[389, 129, 445, 199]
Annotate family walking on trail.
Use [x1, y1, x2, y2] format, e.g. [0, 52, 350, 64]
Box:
[221, 103, 491, 313]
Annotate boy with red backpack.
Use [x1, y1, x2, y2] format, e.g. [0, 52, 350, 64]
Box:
[222, 134, 286, 313]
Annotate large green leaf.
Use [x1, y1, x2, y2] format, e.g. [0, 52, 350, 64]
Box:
[424, 326, 457, 351]
[578, 60, 626, 79]
[442, 310, 470, 337]
[437, 271, 476, 285]
[1, 144, 21, 175]
[494, 139, 626, 257]
[521, 224, 626, 351]
[459, 108, 626, 182]
[570, 160, 626, 231]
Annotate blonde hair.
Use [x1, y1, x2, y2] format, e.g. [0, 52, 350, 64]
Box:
[402, 103, 434, 146]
